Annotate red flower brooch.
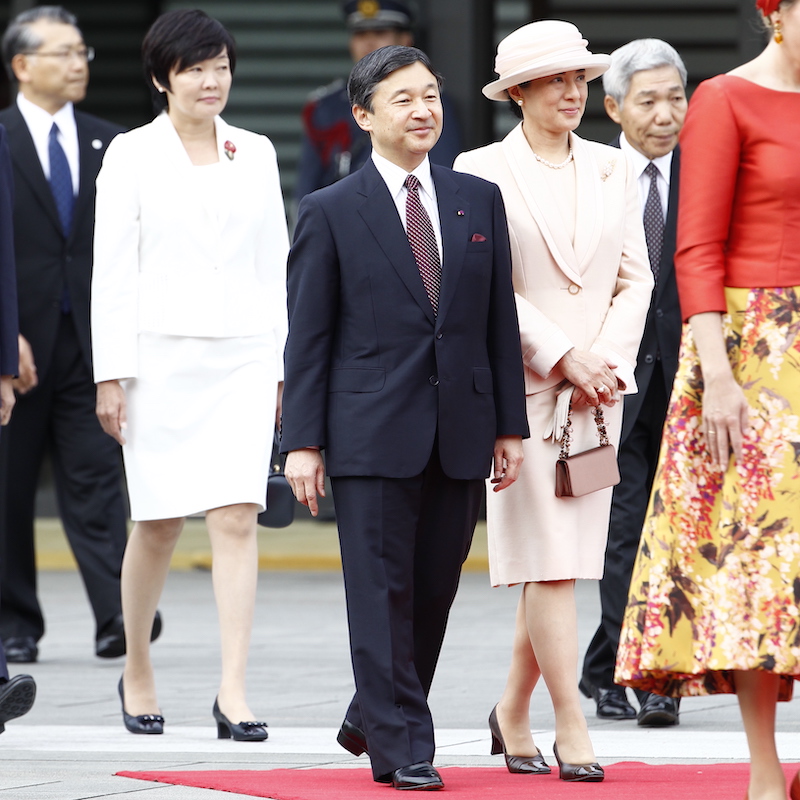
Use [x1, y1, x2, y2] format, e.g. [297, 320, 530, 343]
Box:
[224, 140, 236, 161]
[756, 0, 781, 15]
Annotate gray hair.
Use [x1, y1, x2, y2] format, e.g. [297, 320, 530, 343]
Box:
[602, 39, 687, 108]
[2, 6, 80, 79]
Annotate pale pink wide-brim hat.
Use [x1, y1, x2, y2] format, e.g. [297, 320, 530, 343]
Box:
[483, 20, 611, 101]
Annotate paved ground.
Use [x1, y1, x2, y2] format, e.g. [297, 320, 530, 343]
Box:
[0, 518, 798, 799]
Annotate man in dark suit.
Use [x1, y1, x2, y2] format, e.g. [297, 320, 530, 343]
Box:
[0, 6, 157, 663]
[282, 46, 527, 790]
[0, 121, 37, 730]
[580, 39, 688, 726]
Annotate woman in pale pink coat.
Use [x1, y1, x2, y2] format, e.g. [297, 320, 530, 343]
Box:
[454, 20, 651, 782]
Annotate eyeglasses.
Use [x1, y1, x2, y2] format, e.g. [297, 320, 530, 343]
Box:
[22, 46, 95, 62]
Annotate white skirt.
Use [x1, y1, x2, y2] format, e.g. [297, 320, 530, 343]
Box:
[121, 332, 278, 521]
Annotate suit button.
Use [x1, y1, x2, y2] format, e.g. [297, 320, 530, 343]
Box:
[568, 283, 580, 295]
[656, 308, 663, 318]
[644, 354, 655, 364]
[436, 332, 443, 340]
[429, 375, 439, 386]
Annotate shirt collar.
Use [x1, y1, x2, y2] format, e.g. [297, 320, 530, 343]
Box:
[371, 150, 434, 201]
[619, 132, 673, 184]
[16, 93, 77, 141]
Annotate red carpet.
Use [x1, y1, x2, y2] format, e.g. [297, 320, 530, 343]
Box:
[116, 763, 800, 798]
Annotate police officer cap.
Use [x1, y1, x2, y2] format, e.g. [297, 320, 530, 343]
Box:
[343, 0, 413, 32]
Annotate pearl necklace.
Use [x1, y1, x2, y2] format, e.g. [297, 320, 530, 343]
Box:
[531, 147, 574, 169]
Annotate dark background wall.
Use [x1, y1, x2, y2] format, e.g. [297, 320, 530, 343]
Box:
[0, 0, 770, 199]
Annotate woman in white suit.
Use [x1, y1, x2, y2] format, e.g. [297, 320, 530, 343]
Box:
[454, 21, 652, 782]
[91, 10, 288, 739]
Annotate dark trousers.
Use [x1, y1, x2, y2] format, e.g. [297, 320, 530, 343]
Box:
[583, 368, 669, 691]
[0, 314, 127, 641]
[331, 444, 482, 779]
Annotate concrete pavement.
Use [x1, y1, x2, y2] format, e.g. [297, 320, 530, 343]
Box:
[0, 517, 797, 799]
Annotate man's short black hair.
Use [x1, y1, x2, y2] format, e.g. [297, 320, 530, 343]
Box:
[142, 9, 236, 112]
[348, 45, 442, 113]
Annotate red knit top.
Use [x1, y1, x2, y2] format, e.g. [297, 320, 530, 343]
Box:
[675, 74, 800, 320]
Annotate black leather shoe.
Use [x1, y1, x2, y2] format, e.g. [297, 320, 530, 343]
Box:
[118, 677, 164, 734]
[95, 611, 163, 659]
[390, 762, 443, 791]
[212, 698, 268, 741]
[579, 677, 636, 720]
[0, 675, 36, 733]
[637, 693, 679, 727]
[336, 718, 367, 755]
[3, 637, 38, 664]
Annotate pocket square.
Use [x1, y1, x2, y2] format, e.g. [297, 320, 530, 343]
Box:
[470, 233, 487, 243]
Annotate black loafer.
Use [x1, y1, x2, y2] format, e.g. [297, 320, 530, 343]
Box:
[95, 611, 163, 659]
[637, 693, 679, 727]
[0, 674, 36, 732]
[580, 677, 636, 719]
[336, 718, 368, 755]
[3, 637, 38, 664]
[390, 762, 443, 791]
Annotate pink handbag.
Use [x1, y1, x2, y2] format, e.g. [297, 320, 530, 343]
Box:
[555, 406, 620, 498]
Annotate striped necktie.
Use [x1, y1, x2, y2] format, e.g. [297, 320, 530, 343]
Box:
[404, 174, 441, 314]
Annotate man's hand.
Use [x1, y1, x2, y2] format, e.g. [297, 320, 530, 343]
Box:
[285, 448, 326, 516]
[13, 335, 37, 394]
[490, 435, 524, 492]
[96, 380, 127, 445]
[0, 375, 15, 425]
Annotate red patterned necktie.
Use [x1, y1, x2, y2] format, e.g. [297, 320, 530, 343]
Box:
[404, 174, 441, 314]
[643, 162, 664, 284]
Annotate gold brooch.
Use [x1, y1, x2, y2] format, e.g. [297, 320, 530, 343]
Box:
[600, 159, 616, 182]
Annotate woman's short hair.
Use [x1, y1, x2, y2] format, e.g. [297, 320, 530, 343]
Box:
[347, 45, 442, 113]
[142, 9, 236, 111]
[2, 5, 79, 80]
[602, 39, 687, 108]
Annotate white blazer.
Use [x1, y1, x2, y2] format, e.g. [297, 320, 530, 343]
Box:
[91, 112, 289, 382]
[454, 125, 653, 396]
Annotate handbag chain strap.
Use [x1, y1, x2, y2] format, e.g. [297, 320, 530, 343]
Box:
[558, 406, 610, 460]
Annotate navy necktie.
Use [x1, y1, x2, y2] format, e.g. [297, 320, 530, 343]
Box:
[48, 122, 74, 237]
[643, 162, 664, 284]
[404, 174, 441, 314]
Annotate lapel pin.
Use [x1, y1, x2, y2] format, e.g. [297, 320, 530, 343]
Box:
[91, 139, 103, 150]
[457, 209, 464, 216]
[224, 140, 236, 161]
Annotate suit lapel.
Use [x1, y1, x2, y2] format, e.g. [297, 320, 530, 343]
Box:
[3, 105, 63, 237]
[655, 146, 680, 303]
[571, 134, 605, 273]
[432, 165, 468, 325]
[502, 124, 582, 284]
[72, 111, 109, 244]
[356, 160, 435, 324]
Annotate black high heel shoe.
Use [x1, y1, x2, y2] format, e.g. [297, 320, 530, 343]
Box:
[212, 698, 268, 741]
[118, 677, 164, 735]
[553, 742, 604, 782]
[488, 705, 550, 774]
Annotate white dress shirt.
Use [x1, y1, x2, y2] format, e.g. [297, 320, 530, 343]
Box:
[371, 150, 444, 264]
[16, 93, 80, 195]
[619, 132, 671, 222]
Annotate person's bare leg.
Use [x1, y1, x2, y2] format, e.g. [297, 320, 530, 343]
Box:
[494, 590, 542, 757]
[735, 670, 785, 800]
[206, 503, 260, 723]
[524, 579, 595, 765]
[121, 517, 184, 716]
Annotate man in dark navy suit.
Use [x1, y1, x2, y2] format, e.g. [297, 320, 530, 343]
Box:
[580, 39, 687, 727]
[0, 122, 37, 731]
[282, 46, 527, 790]
[0, 6, 159, 663]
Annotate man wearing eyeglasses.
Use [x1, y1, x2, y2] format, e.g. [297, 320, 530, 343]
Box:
[0, 6, 156, 665]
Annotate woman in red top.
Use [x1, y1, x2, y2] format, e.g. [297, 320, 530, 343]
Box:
[616, 3, 800, 799]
